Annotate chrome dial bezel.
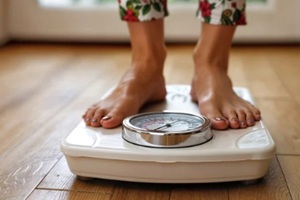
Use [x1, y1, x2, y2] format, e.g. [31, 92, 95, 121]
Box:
[122, 111, 212, 148]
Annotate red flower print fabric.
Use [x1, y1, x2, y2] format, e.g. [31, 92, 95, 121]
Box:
[118, 0, 246, 25]
[119, 0, 168, 22]
[197, 0, 247, 25]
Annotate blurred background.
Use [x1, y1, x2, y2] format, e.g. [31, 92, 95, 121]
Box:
[0, 0, 299, 45]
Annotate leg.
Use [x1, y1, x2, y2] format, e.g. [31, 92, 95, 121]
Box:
[192, 1, 261, 130]
[83, 19, 167, 128]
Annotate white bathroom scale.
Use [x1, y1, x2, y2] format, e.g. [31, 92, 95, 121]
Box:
[61, 85, 276, 184]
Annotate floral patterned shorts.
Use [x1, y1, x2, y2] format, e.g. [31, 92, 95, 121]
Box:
[119, 0, 246, 25]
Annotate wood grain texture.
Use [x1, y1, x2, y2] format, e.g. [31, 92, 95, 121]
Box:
[256, 99, 300, 155]
[170, 183, 228, 200]
[38, 157, 115, 193]
[278, 156, 300, 200]
[228, 157, 292, 200]
[0, 43, 299, 200]
[111, 182, 171, 200]
[0, 43, 128, 199]
[27, 189, 111, 200]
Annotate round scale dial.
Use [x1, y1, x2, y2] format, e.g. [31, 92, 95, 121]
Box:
[122, 112, 212, 148]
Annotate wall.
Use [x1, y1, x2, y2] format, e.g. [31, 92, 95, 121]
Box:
[4, 0, 300, 43]
[0, 0, 8, 45]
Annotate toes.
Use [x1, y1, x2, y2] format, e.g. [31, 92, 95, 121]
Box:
[100, 114, 123, 129]
[83, 108, 96, 126]
[247, 102, 261, 121]
[200, 101, 261, 130]
[225, 109, 254, 129]
[83, 111, 126, 129]
[244, 102, 261, 125]
[83, 107, 106, 127]
[229, 118, 240, 129]
[245, 111, 255, 126]
[90, 110, 105, 127]
[227, 110, 240, 129]
[90, 117, 101, 127]
[253, 109, 261, 121]
[83, 104, 137, 129]
[236, 108, 256, 128]
[209, 116, 229, 130]
[236, 109, 247, 129]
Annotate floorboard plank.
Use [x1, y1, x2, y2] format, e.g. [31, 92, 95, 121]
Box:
[271, 53, 300, 105]
[27, 189, 112, 200]
[111, 182, 171, 200]
[278, 155, 300, 200]
[228, 157, 292, 200]
[256, 99, 300, 155]
[170, 183, 228, 200]
[38, 157, 115, 193]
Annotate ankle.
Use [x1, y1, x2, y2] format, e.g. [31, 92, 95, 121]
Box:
[133, 43, 166, 58]
[132, 46, 167, 71]
[193, 47, 228, 73]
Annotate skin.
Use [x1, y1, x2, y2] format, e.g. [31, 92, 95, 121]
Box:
[82, 19, 261, 130]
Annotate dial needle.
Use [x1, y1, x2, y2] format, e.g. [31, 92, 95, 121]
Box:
[153, 120, 181, 131]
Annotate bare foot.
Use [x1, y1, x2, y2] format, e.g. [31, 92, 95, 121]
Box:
[82, 59, 167, 128]
[83, 19, 169, 128]
[190, 64, 261, 130]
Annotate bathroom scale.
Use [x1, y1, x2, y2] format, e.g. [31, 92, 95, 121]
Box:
[61, 85, 276, 184]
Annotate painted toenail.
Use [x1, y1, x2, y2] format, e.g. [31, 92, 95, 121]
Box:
[248, 119, 255, 124]
[214, 117, 226, 121]
[231, 118, 239, 122]
[102, 116, 111, 121]
[240, 121, 247, 126]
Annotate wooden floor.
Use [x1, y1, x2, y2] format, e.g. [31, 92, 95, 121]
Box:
[0, 43, 299, 200]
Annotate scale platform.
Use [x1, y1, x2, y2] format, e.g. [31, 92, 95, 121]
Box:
[61, 85, 276, 184]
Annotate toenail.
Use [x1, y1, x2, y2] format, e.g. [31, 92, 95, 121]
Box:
[214, 117, 226, 121]
[85, 117, 91, 122]
[231, 118, 239, 122]
[102, 116, 111, 121]
[240, 121, 247, 126]
[248, 119, 255, 124]
[92, 118, 98, 123]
